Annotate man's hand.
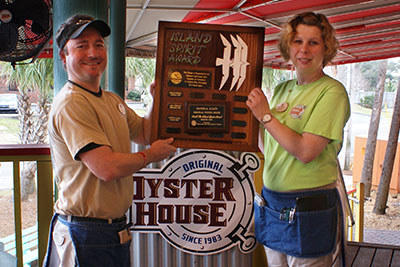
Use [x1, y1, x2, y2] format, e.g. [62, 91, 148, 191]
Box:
[79, 138, 176, 182]
[149, 81, 156, 98]
[146, 137, 176, 163]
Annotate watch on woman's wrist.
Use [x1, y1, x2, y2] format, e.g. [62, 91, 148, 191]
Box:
[261, 113, 273, 124]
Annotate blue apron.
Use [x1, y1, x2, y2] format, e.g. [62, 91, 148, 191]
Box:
[254, 186, 339, 258]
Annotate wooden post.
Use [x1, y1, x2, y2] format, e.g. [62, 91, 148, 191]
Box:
[355, 183, 365, 242]
[12, 160, 23, 267]
[37, 159, 54, 266]
[348, 190, 355, 241]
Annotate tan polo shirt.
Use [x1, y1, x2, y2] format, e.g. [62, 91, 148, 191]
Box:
[48, 82, 143, 219]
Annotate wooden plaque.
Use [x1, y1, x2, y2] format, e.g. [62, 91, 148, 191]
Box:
[151, 21, 264, 152]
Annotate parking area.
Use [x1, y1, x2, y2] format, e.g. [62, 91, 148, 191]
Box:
[0, 94, 18, 114]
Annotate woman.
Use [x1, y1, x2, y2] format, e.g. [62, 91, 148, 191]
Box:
[247, 12, 350, 266]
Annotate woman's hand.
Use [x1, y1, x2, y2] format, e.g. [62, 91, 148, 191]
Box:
[246, 87, 271, 122]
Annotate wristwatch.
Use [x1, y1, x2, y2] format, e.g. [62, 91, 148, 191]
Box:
[261, 113, 273, 124]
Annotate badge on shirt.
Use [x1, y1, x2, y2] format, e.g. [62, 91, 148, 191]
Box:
[276, 102, 288, 112]
[118, 103, 126, 115]
[290, 104, 306, 119]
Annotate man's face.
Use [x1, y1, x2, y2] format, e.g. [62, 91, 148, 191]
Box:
[60, 27, 107, 85]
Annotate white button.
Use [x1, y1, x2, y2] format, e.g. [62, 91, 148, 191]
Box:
[118, 103, 126, 115]
[53, 232, 65, 246]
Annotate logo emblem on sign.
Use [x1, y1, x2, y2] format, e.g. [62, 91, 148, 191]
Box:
[215, 34, 249, 91]
[129, 149, 259, 255]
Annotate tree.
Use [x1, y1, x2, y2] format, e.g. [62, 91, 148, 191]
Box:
[358, 61, 380, 91]
[261, 67, 290, 98]
[23, 59, 53, 143]
[125, 57, 140, 94]
[355, 60, 399, 93]
[1, 62, 34, 145]
[373, 76, 400, 214]
[1, 59, 53, 142]
[0, 59, 53, 199]
[386, 60, 400, 92]
[125, 57, 155, 107]
[125, 57, 155, 89]
[360, 59, 388, 197]
[343, 64, 354, 170]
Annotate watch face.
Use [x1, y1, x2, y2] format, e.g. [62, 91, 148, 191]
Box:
[262, 113, 272, 123]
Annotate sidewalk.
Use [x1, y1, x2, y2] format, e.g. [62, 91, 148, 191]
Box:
[363, 229, 400, 246]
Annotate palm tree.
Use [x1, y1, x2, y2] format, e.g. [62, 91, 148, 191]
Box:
[0, 59, 53, 199]
[125, 57, 156, 108]
[0, 61, 34, 146]
[24, 59, 53, 144]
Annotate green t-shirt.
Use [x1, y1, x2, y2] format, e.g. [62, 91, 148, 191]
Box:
[263, 75, 350, 191]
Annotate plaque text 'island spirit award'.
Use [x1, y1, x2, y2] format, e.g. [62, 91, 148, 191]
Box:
[151, 21, 264, 152]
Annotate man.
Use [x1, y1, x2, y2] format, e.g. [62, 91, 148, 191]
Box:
[43, 14, 176, 267]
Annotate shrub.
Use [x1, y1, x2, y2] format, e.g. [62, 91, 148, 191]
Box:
[359, 95, 374, 109]
[127, 90, 141, 101]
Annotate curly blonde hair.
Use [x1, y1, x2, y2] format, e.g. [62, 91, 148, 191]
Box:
[278, 12, 338, 67]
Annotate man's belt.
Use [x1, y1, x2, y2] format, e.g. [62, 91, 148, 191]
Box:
[58, 214, 126, 224]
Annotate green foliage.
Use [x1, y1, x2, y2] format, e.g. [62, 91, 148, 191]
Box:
[125, 57, 156, 110]
[0, 59, 54, 100]
[262, 67, 291, 95]
[358, 59, 399, 92]
[359, 61, 379, 91]
[385, 77, 397, 92]
[127, 90, 141, 101]
[359, 95, 375, 109]
[0, 59, 54, 145]
[125, 57, 156, 89]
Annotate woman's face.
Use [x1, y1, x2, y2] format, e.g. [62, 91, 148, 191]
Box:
[289, 24, 325, 76]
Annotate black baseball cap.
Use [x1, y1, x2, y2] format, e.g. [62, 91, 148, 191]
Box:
[55, 14, 111, 50]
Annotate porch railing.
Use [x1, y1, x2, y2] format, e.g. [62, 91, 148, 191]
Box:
[0, 144, 53, 267]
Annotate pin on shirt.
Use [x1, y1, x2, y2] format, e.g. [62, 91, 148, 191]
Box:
[276, 102, 288, 112]
[118, 103, 126, 115]
[290, 104, 306, 119]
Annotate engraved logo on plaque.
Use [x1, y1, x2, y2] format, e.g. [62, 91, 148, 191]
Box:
[170, 71, 183, 85]
[215, 34, 249, 91]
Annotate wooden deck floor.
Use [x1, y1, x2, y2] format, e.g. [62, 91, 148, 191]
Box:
[346, 241, 400, 266]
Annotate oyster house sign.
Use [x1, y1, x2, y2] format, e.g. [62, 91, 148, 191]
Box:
[128, 150, 259, 255]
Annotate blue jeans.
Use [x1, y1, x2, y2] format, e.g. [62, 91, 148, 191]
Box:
[44, 214, 131, 267]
